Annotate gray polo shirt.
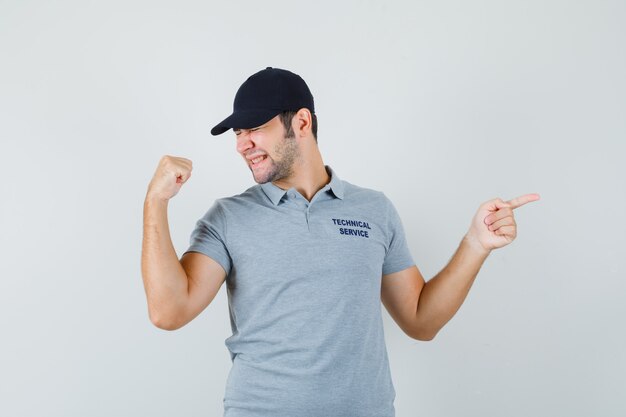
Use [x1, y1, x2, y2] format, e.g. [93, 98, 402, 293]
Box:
[184, 165, 415, 417]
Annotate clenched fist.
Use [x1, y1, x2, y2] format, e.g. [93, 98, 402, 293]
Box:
[146, 155, 193, 201]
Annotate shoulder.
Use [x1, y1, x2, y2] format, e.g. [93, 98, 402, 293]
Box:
[210, 184, 265, 212]
[341, 179, 391, 207]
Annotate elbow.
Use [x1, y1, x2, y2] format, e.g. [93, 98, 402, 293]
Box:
[409, 327, 439, 342]
[412, 332, 436, 342]
[149, 310, 183, 331]
[151, 318, 180, 331]
[416, 332, 436, 341]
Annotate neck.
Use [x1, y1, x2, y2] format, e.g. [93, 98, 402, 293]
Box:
[272, 147, 329, 202]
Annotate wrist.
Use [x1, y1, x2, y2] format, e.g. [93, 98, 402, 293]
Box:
[144, 194, 169, 207]
[462, 233, 491, 258]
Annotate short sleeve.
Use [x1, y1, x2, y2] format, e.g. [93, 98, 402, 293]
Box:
[183, 200, 232, 276]
[381, 193, 415, 275]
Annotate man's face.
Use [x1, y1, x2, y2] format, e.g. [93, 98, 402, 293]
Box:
[234, 115, 300, 184]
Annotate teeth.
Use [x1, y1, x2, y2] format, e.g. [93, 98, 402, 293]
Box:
[251, 155, 266, 164]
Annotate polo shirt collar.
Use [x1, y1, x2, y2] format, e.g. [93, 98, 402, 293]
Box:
[324, 165, 345, 200]
[261, 165, 345, 206]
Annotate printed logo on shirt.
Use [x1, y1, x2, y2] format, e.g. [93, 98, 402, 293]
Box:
[331, 218, 371, 238]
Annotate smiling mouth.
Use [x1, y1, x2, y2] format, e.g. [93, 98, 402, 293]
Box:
[250, 155, 268, 167]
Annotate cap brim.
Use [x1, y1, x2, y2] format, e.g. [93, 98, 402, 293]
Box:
[210, 109, 283, 136]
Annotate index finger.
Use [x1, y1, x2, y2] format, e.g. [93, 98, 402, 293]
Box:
[507, 193, 541, 209]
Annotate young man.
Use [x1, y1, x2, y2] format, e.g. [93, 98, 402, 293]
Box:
[141, 67, 539, 417]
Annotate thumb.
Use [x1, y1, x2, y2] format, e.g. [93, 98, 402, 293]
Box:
[494, 198, 511, 210]
[484, 197, 510, 212]
[482, 198, 510, 225]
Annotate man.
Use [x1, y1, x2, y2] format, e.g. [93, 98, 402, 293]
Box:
[141, 67, 540, 416]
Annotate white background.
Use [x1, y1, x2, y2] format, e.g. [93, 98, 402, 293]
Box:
[1, 0, 624, 416]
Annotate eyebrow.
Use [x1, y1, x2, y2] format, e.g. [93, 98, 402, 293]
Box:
[234, 125, 263, 133]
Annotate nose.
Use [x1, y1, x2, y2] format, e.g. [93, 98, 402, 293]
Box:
[236, 131, 254, 155]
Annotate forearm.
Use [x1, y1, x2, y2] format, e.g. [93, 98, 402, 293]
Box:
[415, 234, 491, 339]
[141, 197, 189, 327]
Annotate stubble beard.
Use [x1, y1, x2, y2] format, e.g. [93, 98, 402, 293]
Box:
[252, 132, 300, 184]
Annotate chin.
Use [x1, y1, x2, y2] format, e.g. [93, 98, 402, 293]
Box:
[250, 166, 277, 184]
[251, 171, 270, 184]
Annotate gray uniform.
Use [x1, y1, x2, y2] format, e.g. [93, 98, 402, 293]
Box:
[184, 165, 415, 417]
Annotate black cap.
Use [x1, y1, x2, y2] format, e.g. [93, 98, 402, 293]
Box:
[210, 67, 315, 136]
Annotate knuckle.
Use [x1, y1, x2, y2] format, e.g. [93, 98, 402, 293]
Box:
[161, 155, 173, 166]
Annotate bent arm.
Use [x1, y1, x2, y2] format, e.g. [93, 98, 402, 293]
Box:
[414, 235, 491, 339]
[141, 197, 189, 329]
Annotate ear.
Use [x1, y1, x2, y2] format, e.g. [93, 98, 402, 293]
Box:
[294, 108, 312, 138]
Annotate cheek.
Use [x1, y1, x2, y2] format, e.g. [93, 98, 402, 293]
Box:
[251, 133, 272, 151]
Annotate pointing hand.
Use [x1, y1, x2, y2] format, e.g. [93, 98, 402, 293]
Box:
[465, 194, 541, 253]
